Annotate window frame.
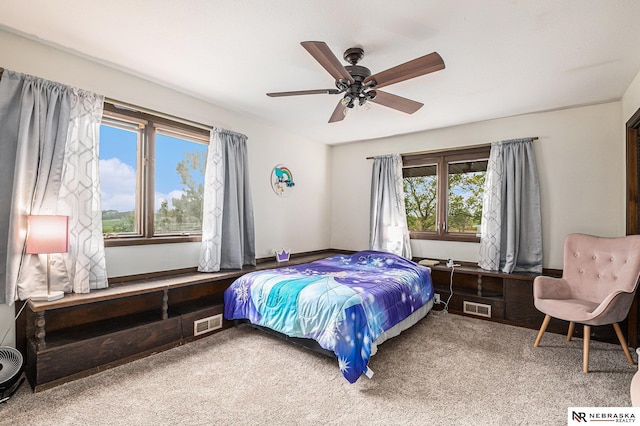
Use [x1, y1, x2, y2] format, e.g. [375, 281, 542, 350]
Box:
[402, 145, 490, 243]
[101, 102, 211, 247]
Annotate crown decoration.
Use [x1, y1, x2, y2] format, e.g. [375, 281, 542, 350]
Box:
[276, 249, 291, 263]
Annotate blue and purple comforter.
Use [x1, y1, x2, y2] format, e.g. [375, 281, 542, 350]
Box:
[224, 250, 433, 383]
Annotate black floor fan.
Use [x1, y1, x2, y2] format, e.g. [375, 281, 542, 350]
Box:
[0, 346, 24, 403]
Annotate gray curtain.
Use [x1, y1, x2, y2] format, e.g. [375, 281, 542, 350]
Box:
[199, 128, 255, 271]
[370, 154, 412, 259]
[0, 70, 106, 305]
[0, 71, 70, 305]
[0, 70, 107, 305]
[478, 138, 542, 273]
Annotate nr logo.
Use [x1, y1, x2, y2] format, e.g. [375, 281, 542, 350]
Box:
[572, 411, 587, 422]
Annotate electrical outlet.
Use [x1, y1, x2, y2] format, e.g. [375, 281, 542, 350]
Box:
[434, 293, 441, 304]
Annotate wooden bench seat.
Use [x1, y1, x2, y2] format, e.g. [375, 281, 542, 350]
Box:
[16, 251, 337, 392]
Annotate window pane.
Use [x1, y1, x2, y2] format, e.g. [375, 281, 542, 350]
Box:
[447, 160, 487, 234]
[99, 123, 139, 234]
[403, 164, 438, 232]
[154, 132, 207, 234]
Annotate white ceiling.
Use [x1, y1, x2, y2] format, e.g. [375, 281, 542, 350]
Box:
[2, 0, 640, 145]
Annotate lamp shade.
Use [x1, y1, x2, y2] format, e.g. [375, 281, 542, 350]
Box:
[25, 215, 69, 254]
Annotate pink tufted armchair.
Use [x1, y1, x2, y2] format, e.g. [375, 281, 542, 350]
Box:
[533, 233, 640, 373]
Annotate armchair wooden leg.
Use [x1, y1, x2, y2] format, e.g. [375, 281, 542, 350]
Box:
[567, 321, 575, 342]
[583, 325, 591, 373]
[534, 315, 551, 347]
[613, 323, 635, 366]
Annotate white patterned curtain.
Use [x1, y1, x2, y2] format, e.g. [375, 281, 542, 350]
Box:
[370, 154, 412, 259]
[199, 128, 255, 272]
[199, 130, 225, 271]
[56, 88, 108, 293]
[0, 70, 107, 305]
[478, 138, 542, 273]
[478, 143, 503, 271]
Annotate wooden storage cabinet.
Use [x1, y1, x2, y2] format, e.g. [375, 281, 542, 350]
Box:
[168, 278, 236, 341]
[428, 264, 633, 343]
[504, 278, 545, 326]
[27, 314, 183, 387]
[18, 252, 335, 392]
[22, 284, 229, 392]
[429, 264, 540, 327]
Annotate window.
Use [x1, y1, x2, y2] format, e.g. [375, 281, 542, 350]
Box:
[402, 146, 490, 242]
[99, 103, 210, 246]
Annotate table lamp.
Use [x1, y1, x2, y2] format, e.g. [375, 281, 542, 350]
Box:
[25, 215, 68, 302]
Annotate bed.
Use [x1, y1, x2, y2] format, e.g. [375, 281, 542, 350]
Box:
[223, 250, 434, 383]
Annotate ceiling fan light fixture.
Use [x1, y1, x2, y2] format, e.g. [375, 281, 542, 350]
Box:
[341, 96, 352, 107]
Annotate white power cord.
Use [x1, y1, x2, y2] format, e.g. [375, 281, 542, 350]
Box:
[434, 259, 459, 316]
[442, 266, 454, 313]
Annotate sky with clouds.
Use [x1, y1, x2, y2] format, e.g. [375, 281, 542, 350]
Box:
[99, 125, 206, 212]
[99, 158, 186, 211]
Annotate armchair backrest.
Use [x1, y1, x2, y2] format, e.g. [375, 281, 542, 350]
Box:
[562, 233, 640, 303]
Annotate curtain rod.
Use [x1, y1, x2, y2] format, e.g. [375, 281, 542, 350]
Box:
[365, 137, 538, 159]
[0, 67, 213, 132]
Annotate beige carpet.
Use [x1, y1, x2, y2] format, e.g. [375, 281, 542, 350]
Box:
[0, 313, 635, 425]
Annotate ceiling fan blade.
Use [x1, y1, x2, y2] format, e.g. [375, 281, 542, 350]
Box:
[267, 89, 340, 97]
[328, 100, 347, 123]
[301, 41, 354, 83]
[365, 52, 445, 89]
[369, 90, 423, 114]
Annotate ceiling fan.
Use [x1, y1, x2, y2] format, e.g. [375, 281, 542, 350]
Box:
[267, 41, 445, 123]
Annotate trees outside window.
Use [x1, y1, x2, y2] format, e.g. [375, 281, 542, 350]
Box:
[402, 146, 489, 242]
[404, 165, 437, 232]
[153, 132, 207, 234]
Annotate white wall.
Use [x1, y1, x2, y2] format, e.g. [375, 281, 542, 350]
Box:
[330, 102, 624, 270]
[0, 29, 332, 345]
[623, 70, 640, 124]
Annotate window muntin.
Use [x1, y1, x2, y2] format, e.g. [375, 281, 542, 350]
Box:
[402, 146, 489, 242]
[99, 103, 210, 246]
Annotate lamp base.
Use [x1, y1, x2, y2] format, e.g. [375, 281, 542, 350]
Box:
[30, 290, 64, 302]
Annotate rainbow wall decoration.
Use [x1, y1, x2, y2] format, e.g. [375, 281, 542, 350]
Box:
[271, 165, 295, 196]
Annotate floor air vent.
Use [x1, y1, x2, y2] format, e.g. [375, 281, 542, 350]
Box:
[193, 314, 223, 336]
[463, 301, 492, 318]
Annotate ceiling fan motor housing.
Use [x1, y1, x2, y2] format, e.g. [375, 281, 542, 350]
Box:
[343, 47, 364, 65]
[341, 64, 375, 108]
[332, 47, 373, 108]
